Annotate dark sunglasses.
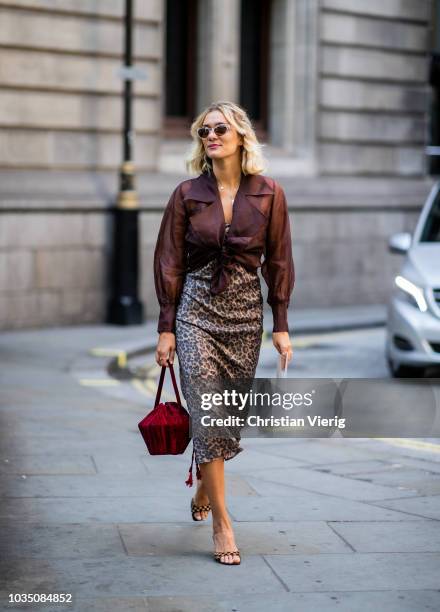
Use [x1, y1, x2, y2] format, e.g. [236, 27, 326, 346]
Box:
[197, 123, 231, 139]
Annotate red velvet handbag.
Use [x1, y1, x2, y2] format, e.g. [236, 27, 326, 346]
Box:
[137, 363, 200, 486]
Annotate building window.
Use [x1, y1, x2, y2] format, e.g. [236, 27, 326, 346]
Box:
[429, 0, 440, 175]
[240, 0, 271, 141]
[164, 0, 198, 137]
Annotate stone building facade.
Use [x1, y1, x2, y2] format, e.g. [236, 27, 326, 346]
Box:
[0, 0, 436, 329]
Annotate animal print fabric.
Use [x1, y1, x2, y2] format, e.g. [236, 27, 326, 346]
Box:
[175, 223, 264, 465]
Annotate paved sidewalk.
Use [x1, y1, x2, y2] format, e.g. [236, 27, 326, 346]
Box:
[1, 308, 440, 611]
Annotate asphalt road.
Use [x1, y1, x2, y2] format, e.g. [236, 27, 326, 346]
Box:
[258, 327, 389, 378]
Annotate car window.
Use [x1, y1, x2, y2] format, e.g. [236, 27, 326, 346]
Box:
[420, 190, 440, 242]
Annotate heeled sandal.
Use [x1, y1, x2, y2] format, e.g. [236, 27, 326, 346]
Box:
[214, 550, 241, 565]
[190, 497, 211, 521]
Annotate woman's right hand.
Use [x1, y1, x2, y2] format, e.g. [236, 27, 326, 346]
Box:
[155, 332, 176, 367]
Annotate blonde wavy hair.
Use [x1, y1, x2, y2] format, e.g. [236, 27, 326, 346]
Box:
[185, 101, 267, 176]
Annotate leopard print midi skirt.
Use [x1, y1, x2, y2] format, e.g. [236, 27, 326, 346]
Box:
[175, 225, 264, 465]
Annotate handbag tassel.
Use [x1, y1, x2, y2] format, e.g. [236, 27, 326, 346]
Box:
[185, 447, 202, 487]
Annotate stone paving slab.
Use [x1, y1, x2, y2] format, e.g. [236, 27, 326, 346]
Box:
[343, 438, 440, 462]
[0, 454, 96, 475]
[226, 483, 423, 522]
[3, 394, 145, 421]
[0, 472, 257, 499]
[143, 454, 262, 496]
[2, 590, 440, 612]
[0, 400, 145, 430]
[118, 521, 351, 556]
[246, 440, 391, 465]
[91, 453, 150, 475]
[6, 590, 439, 612]
[329, 520, 440, 553]
[345, 468, 440, 495]
[38, 597, 152, 612]
[309, 459, 406, 475]
[158, 591, 440, 612]
[0, 524, 125, 558]
[223, 474, 259, 496]
[0, 496, 192, 524]
[0, 473, 197, 499]
[390, 456, 440, 473]
[0, 433, 149, 456]
[236, 465, 419, 501]
[370, 495, 440, 521]
[264, 552, 440, 592]
[0, 555, 284, 598]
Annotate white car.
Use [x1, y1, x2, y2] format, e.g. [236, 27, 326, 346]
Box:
[385, 182, 440, 377]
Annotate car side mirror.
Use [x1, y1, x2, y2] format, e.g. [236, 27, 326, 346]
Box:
[388, 232, 412, 254]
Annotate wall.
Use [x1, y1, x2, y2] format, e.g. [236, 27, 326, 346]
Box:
[317, 0, 432, 175]
[0, 0, 164, 329]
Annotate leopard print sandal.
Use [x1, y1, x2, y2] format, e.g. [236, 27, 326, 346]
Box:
[214, 550, 241, 565]
[190, 497, 211, 521]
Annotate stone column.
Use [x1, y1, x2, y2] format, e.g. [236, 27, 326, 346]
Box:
[196, 0, 241, 111]
[269, 0, 319, 164]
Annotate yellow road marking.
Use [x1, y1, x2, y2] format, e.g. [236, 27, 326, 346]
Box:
[89, 347, 124, 356]
[145, 379, 159, 394]
[79, 378, 120, 386]
[89, 347, 127, 368]
[375, 438, 440, 453]
[117, 353, 127, 368]
[246, 436, 440, 454]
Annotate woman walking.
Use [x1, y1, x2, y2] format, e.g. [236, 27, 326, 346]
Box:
[154, 101, 294, 565]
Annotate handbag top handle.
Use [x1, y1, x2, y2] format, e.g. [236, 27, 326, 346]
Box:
[154, 363, 182, 408]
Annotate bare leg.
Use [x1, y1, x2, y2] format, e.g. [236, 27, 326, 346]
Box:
[192, 477, 210, 520]
[198, 457, 240, 564]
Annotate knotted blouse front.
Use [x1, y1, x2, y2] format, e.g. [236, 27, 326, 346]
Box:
[153, 170, 295, 334]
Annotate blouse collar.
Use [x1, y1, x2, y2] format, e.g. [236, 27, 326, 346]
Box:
[183, 171, 275, 202]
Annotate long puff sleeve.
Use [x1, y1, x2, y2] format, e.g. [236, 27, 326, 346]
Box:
[154, 184, 188, 333]
[261, 180, 295, 333]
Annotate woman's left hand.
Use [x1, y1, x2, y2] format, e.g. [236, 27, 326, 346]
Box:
[272, 331, 293, 369]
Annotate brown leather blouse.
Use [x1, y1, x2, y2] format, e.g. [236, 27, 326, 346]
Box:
[153, 170, 295, 334]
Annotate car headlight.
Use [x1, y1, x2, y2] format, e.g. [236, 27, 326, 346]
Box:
[394, 275, 428, 312]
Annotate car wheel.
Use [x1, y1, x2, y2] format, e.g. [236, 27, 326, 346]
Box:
[387, 357, 425, 378]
